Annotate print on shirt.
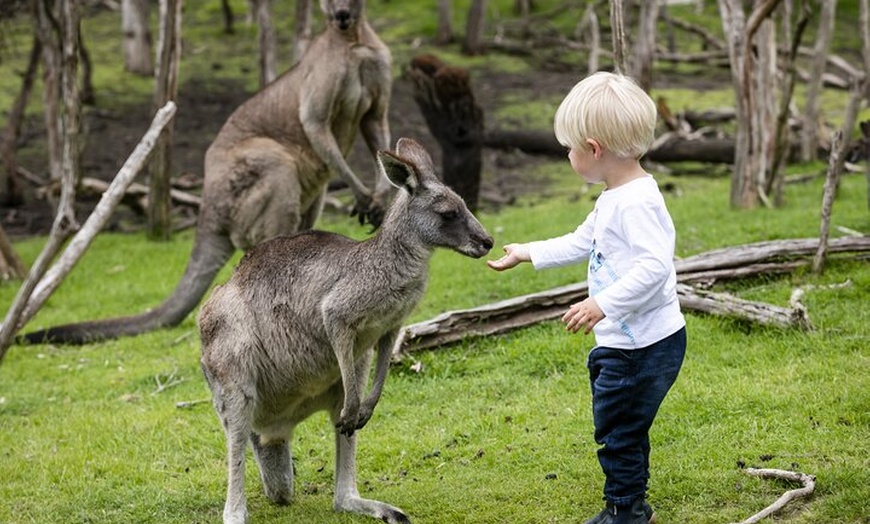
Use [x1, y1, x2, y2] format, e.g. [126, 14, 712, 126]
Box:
[588, 239, 637, 347]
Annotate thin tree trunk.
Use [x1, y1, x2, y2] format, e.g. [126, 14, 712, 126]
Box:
[78, 28, 95, 105]
[149, 0, 182, 241]
[121, 0, 153, 76]
[463, 0, 487, 55]
[754, 2, 776, 207]
[292, 0, 312, 64]
[768, 0, 809, 205]
[0, 224, 27, 281]
[1, 35, 40, 206]
[632, 0, 659, 91]
[609, 0, 627, 73]
[575, 2, 600, 75]
[813, 131, 842, 274]
[436, 0, 453, 45]
[60, 0, 81, 195]
[254, 0, 276, 86]
[221, 0, 234, 34]
[800, 0, 836, 162]
[33, 0, 63, 184]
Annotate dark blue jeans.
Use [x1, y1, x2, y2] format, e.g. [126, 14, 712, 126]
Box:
[587, 326, 686, 507]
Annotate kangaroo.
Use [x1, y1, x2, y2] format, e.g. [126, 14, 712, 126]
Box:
[21, 0, 392, 344]
[198, 138, 493, 524]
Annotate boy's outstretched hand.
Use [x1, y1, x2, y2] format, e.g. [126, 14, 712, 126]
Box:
[562, 297, 604, 334]
[487, 243, 530, 271]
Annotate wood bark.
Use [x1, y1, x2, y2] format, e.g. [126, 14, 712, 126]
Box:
[813, 131, 842, 273]
[574, 2, 600, 76]
[409, 55, 484, 212]
[436, 0, 453, 45]
[33, 0, 62, 184]
[463, 0, 488, 55]
[631, 0, 659, 91]
[0, 102, 177, 365]
[609, 0, 627, 73]
[392, 236, 869, 357]
[0, 224, 27, 281]
[253, 0, 276, 87]
[148, 0, 182, 241]
[121, 0, 153, 76]
[1, 35, 40, 206]
[292, 0, 312, 64]
[733, 468, 816, 524]
[800, 0, 836, 162]
[483, 128, 737, 164]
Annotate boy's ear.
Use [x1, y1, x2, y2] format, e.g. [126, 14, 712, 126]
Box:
[377, 150, 419, 194]
[586, 138, 603, 158]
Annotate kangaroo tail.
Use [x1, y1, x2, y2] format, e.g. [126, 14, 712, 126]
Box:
[18, 233, 235, 345]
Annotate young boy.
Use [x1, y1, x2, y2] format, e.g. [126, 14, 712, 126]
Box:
[487, 72, 686, 524]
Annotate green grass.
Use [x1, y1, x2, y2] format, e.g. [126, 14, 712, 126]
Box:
[2, 168, 868, 524]
[2, 1, 870, 523]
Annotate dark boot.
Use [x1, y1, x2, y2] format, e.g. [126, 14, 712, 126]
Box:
[612, 498, 649, 524]
[584, 500, 655, 524]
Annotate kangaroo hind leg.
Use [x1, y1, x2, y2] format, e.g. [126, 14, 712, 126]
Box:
[330, 407, 411, 523]
[250, 432, 294, 505]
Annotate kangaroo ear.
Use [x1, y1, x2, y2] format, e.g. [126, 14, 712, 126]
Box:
[377, 150, 419, 193]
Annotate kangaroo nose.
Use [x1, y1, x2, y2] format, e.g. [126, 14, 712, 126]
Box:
[334, 10, 351, 23]
[481, 235, 494, 253]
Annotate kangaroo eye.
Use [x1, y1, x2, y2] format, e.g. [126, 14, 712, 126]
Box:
[441, 209, 459, 221]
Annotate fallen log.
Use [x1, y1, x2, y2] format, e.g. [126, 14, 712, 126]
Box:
[392, 236, 869, 358]
[483, 128, 738, 164]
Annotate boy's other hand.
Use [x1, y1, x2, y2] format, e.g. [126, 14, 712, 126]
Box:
[487, 243, 530, 271]
[562, 297, 604, 334]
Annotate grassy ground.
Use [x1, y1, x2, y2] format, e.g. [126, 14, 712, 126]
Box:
[1, 1, 869, 523]
[1, 167, 868, 523]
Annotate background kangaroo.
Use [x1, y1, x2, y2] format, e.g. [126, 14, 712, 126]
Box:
[199, 138, 493, 524]
[22, 0, 392, 344]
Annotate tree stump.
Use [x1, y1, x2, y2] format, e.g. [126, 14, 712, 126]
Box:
[408, 54, 484, 212]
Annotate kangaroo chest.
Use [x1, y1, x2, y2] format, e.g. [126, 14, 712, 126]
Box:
[330, 45, 388, 149]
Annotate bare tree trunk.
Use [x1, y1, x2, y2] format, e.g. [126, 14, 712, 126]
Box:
[0, 224, 27, 281]
[463, 0, 487, 55]
[813, 131, 842, 274]
[800, 0, 836, 162]
[221, 0, 234, 34]
[436, 0, 453, 45]
[121, 0, 153, 76]
[718, 0, 782, 209]
[609, 0, 627, 73]
[631, 0, 659, 91]
[1, 35, 40, 206]
[575, 2, 600, 75]
[754, 2, 777, 207]
[409, 55, 484, 212]
[78, 30, 95, 105]
[292, 0, 312, 64]
[514, 0, 533, 16]
[33, 0, 63, 184]
[254, 0, 276, 86]
[59, 0, 81, 197]
[148, 0, 182, 241]
[768, 0, 809, 206]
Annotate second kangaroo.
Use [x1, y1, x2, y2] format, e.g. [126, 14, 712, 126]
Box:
[199, 138, 493, 524]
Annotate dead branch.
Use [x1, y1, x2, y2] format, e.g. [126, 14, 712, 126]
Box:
[392, 236, 869, 358]
[814, 131, 843, 273]
[733, 468, 816, 524]
[0, 101, 177, 365]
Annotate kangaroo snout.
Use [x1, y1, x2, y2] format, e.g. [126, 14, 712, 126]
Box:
[333, 9, 353, 29]
[468, 232, 494, 258]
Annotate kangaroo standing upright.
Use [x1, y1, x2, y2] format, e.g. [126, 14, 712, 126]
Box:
[22, 0, 392, 344]
[199, 138, 493, 524]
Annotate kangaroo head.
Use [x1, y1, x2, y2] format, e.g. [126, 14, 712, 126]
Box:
[377, 138, 493, 259]
[320, 0, 365, 32]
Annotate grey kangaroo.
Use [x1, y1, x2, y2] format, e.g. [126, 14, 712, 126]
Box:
[199, 138, 493, 524]
[22, 0, 392, 344]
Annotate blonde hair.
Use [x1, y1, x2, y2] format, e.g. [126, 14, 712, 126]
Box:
[553, 72, 657, 159]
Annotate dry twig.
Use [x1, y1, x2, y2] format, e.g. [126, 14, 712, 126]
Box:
[733, 468, 816, 524]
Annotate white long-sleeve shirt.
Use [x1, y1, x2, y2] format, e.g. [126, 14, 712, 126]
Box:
[526, 175, 685, 349]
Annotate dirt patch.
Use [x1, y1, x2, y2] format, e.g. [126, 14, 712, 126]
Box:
[2, 64, 563, 240]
